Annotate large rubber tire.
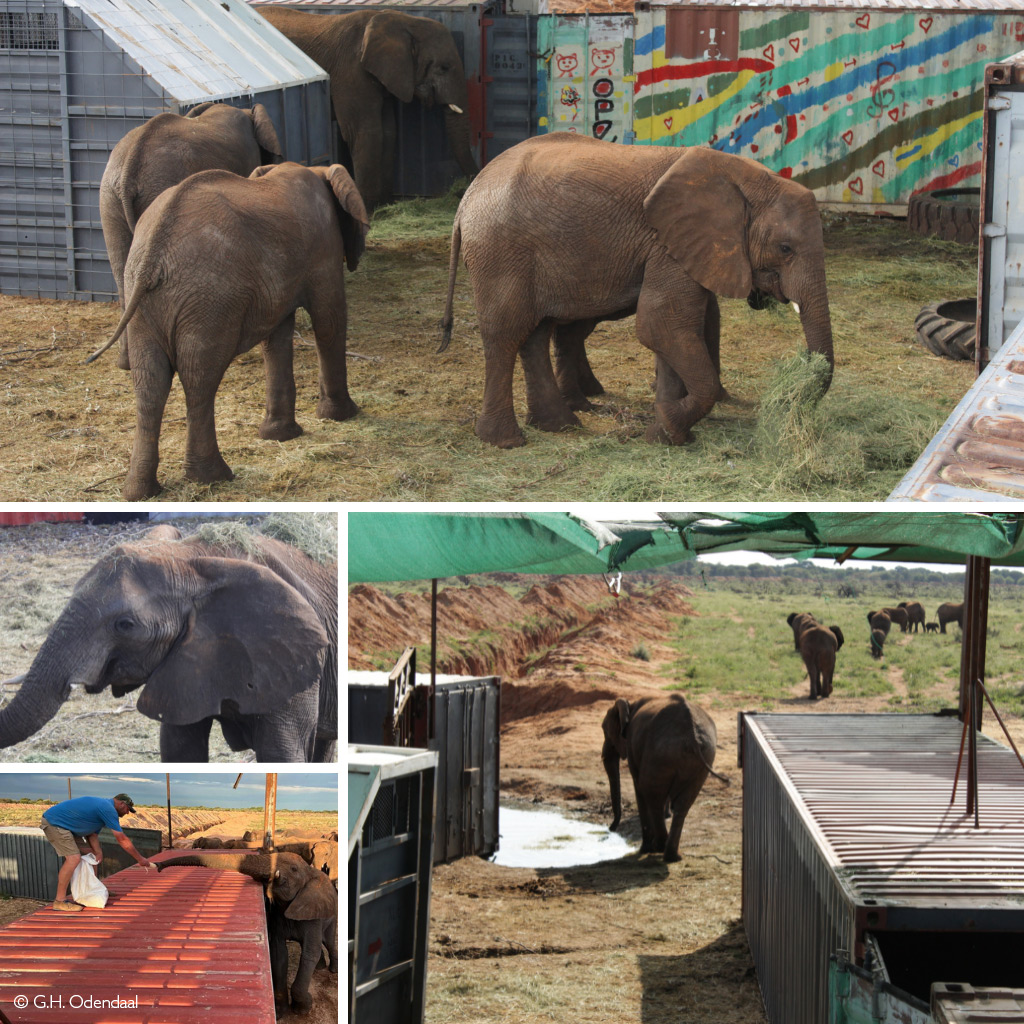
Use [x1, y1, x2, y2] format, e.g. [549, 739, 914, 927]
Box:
[914, 299, 976, 361]
[907, 188, 980, 245]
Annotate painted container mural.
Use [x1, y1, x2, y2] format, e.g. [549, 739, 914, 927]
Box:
[537, 4, 1024, 209]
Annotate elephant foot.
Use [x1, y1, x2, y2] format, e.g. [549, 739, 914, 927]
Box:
[259, 417, 303, 441]
[645, 421, 694, 445]
[476, 414, 526, 449]
[117, 350, 131, 372]
[184, 454, 234, 484]
[122, 474, 162, 501]
[663, 851, 682, 864]
[524, 408, 581, 433]
[609, 818, 620, 832]
[580, 379, 605, 398]
[317, 396, 359, 422]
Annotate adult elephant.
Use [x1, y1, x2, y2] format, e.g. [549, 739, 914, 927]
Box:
[937, 602, 964, 633]
[440, 135, 834, 448]
[100, 103, 284, 370]
[867, 609, 891, 637]
[601, 694, 728, 863]
[157, 851, 337, 1013]
[787, 611, 818, 651]
[880, 606, 910, 632]
[259, 7, 478, 209]
[0, 525, 338, 762]
[799, 624, 844, 699]
[88, 162, 369, 500]
[898, 600, 926, 632]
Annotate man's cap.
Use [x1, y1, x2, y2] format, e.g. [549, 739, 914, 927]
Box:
[114, 793, 135, 813]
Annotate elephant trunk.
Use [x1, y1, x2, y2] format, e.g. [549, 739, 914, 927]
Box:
[443, 106, 479, 182]
[157, 853, 271, 880]
[603, 744, 623, 831]
[797, 283, 834, 395]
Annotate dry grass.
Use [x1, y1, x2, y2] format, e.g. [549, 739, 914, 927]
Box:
[0, 205, 976, 500]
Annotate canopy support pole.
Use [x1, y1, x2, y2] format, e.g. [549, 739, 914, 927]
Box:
[959, 555, 990, 824]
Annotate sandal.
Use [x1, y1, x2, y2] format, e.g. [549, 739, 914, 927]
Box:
[51, 900, 84, 912]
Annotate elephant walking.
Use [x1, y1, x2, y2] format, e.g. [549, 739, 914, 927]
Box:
[99, 103, 284, 370]
[880, 606, 910, 633]
[601, 694, 727, 863]
[89, 162, 369, 500]
[897, 600, 926, 632]
[157, 851, 337, 1013]
[937, 602, 964, 633]
[0, 524, 338, 762]
[259, 7, 478, 209]
[870, 628, 886, 659]
[867, 610, 892, 637]
[440, 135, 834, 449]
[799, 624, 844, 699]
[787, 611, 818, 651]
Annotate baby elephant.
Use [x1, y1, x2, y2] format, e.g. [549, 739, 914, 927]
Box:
[89, 162, 369, 500]
[925, 622, 939, 633]
[799, 624, 844, 699]
[870, 628, 886, 659]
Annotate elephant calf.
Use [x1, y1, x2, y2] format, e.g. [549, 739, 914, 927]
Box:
[787, 611, 818, 651]
[799, 624, 844, 699]
[870, 628, 886, 659]
[925, 622, 939, 633]
[89, 162, 370, 501]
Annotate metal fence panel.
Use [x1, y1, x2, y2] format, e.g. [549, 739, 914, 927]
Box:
[0, 827, 61, 902]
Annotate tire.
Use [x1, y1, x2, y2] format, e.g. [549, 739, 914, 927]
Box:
[914, 299, 976, 361]
[907, 188, 980, 245]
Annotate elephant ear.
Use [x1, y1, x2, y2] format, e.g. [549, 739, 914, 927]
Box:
[308, 164, 371, 272]
[359, 12, 416, 103]
[831, 626, 845, 651]
[250, 104, 285, 164]
[137, 557, 328, 726]
[185, 101, 216, 119]
[286, 870, 337, 921]
[643, 147, 754, 299]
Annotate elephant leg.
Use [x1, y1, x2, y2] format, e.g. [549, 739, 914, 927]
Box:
[553, 319, 602, 410]
[309, 285, 359, 423]
[664, 775, 707, 864]
[289, 927, 322, 1013]
[323, 920, 338, 974]
[379, 95, 397, 208]
[160, 720, 213, 762]
[704, 293, 732, 402]
[809, 668, 820, 700]
[521, 322, 580, 432]
[260, 315, 302, 441]
[268, 915, 290, 1010]
[312, 737, 337, 762]
[179, 349, 234, 485]
[249, 692, 317, 761]
[476, 324, 528, 448]
[124, 338, 173, 501]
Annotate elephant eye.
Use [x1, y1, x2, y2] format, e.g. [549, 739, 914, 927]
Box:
[779, 243, 794, 255]
[115, 617, 136, 634]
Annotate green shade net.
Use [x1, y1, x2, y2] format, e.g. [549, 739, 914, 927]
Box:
[348, 511, 1024, 583]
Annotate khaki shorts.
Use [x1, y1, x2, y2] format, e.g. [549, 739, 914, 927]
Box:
[40, 816, 84, 858]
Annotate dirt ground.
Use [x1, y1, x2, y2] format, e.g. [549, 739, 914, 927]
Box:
[349, 578, 1024, 1024]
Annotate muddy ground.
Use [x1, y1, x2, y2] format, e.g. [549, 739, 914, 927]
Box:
[349, 577, 1024, 1024]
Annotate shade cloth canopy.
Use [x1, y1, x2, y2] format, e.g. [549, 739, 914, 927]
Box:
[347, 511, 1024, 582]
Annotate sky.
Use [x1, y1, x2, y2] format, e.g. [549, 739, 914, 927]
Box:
[0, 772, 338, 811]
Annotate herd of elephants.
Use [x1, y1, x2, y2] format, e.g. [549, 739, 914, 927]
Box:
[88, 5, 835, 498]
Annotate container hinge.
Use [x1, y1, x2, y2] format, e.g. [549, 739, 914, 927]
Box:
[983, 222, 1007, 238]
[988, 94, 1012, 111]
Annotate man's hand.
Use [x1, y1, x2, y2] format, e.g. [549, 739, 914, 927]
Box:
[136, 859, 155, 870]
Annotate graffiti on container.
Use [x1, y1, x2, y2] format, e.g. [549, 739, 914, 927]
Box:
[593, 77, 616, 140]
[556, 53, 579, 77]
[591, 48, 616, 75]
[865, 60, 898, 120]
[560, 85, 582, 122]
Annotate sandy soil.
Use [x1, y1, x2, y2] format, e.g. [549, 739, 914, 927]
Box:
[349, 578, 1024, 1024]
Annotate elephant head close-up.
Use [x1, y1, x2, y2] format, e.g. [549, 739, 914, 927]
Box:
[0, 524, 338, 762]
[260, 7, 478, 209]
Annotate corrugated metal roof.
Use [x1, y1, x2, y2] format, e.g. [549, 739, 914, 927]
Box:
[748, 714, 1024, 909]
[68, 0, 328, 105]
[252, 0, 480, 7]
[0, 850, 275, 1024]
[889, 316, 1024, 500]
[646, 0, 1024, 9]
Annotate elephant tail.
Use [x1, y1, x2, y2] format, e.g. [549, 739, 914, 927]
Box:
[85, 265, 159, 364]
[703, 758, 730, 786]
[437, 217, 461, 354]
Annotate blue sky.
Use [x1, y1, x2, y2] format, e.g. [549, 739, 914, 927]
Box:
[0, 772, 338, 811]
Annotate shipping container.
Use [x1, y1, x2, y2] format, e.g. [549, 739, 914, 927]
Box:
[0, 0, 331, 301]
[0, 512, 84, 526]
[740, 712, 1024, 1024]
[349, 744, 437, 1024]
[348, 671, 500, 863]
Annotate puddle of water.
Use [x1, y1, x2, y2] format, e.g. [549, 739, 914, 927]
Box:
[491, 805, 633, 868]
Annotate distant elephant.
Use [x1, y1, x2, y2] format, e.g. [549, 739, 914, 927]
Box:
[937, 602, 964, 633]
[0, 524, 337, 762]
[867, 610, 891, 637]
[88, 162, 369, 500]
[259, 7, 478, 209]
[898, 600, 926, 632]
[925, 622, 939, 633]
[870, 628, 886, 659]
[191, 837, 226, 850]
[787, 611, 818, 651]
[440, 135, 833, 448]
[277, 839, 339, 883]
[157, 851, 337, 1013]
[100, 103, 284, 370]
[799, 624, 844, 699]
[880, 606, 910, 632]
[601, 694, 728, 863]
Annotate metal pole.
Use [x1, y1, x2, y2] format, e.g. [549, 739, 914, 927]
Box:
[67, 778, 71, 799]
[165, 774, 172, 850]
[264, 774, 277, 851]
[430, 577, 438, 743]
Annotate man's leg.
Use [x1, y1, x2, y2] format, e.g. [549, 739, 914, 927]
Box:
[40, 817, 86, 910]
[54, 852, 82, 904]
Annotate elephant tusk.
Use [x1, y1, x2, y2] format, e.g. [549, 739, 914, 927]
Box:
[448, 103, 464, 115]
[791, 301, 801, 315]
[1, 674, 25, 689]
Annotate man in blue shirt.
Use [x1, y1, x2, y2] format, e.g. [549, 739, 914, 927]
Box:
[41, 793, 155, 911]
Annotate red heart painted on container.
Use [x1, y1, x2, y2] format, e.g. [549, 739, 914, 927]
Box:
[842, 130, 854, 145]
[663, 117, 673, 130]
[920, 16, 933, 33]
[789, 37, 800, 53]
[888, 108, 900, 122]
[763, 44, 774, 61]
[872, 160, 885, 176]
[855, 13, 870, 28]
[849, 177, 864, 195]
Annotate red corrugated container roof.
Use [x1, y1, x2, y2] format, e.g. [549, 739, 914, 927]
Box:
[0, 850, 275, 1024]
[0, 512, 85, 527]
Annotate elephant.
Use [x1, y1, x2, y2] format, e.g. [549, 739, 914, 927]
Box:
[870, 628, 886, 659]
[880, 606, 910, 633]
[798, 624, 844, 699]
[87, 162, 369, 500]
[787, 611, 819, 651]
[157, 851, 337, 1013]
[259, 7, 478, 209]
[601, 694, 728, 863]
[277, 839, 339, 883]
[937, 602, 964, 633]
[439, 134, 834, 449]
[100, 102, 285, 371]
[0, 524, 338, 762]
[867, 610, 891, 637]
[925, 622, 939, 633]
[898, 600, 926, 632]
